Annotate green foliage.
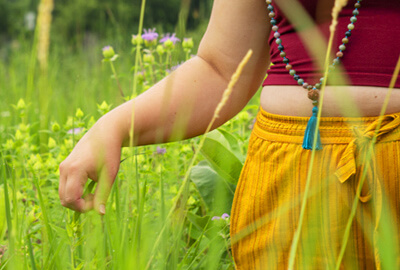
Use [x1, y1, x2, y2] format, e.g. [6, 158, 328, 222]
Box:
[190, 160, 236, 215]
[0, 24, 256, 268]
[200, 129, 244, 184]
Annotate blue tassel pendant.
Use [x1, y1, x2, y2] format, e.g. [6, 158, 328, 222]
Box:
[302, 106, 323, 150]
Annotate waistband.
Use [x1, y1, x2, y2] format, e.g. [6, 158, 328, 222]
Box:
[253, 107, 400, 145]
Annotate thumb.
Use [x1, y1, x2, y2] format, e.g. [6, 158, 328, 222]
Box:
[93, 167, 115, 215]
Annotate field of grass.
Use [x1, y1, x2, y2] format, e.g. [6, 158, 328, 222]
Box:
[0, 1, 260, 269]
[2, 0, 400, 269]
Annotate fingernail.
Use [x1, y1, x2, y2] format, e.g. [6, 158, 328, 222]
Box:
[99, 204, 106, 215]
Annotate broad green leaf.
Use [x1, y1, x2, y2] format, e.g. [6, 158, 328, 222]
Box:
[190, 161, 236, 214]
[201, 130, 244, 184]
[218, 129, 244, 162]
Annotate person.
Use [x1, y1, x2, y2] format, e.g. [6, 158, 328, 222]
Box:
[59, 0, 400, 268]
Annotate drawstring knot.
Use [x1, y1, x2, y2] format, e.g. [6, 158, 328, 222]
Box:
[335, 114, 400, 269]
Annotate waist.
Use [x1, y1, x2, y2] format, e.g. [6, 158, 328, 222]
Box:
[260, 85, 400, 117]
[254, 107, 400, 145]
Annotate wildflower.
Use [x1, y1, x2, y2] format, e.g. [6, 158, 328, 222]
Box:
[156, 146, 167, 155]
[15, 130, 23, 141]
[102, 46, 115, 59]
[156, 44, 165, 56]
[75, 108, 84, 118]
[48, 137, 57, 149]
[211, 216, 221, 220]
[142, 28, 159, 42]
[67, 127, 84, 135]
[136, 71, 145, 84]
[182, 38, 194, 50]
[52, 122, 60, 132]
[102, 46, 118, 61]
[221, 213, 230, 219]
[97, 101, 112, 116]
[160, 33, 180, 45]
[16, 99, 26, 110]
[18, 123, 30, 133]
[142, 28, 159, 46]
[160, 33, 180, 50]
[131, 34, 143, 46]
[143, 53, 155, 64]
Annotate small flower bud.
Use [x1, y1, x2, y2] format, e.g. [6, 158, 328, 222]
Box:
[163, 39, 174, 50]
[156, 44, 165, 56]
[52, 122, 60, 132]
[143, 53, 155, 63]
[48, 137, 57, 149]
[88, 116, 96, 128]
[17, 99, 26, 110]
[182, 38, 194, 50]
[18, 123, 29, 133]
[102, 46, 115, 59]
[136, 71, 145, 84]
[131, 35, 143, 46]
[75, 108, 84, 118]
[97, 101, 111, 116]
[15, 130, 23, 141]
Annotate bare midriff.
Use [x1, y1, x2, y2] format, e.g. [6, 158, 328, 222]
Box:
[260, 85, 400, 117]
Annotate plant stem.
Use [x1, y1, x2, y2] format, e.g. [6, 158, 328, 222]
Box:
[109, 61, 124, 98]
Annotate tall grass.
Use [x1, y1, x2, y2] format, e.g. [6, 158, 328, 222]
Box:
[1, 0, 399, 269]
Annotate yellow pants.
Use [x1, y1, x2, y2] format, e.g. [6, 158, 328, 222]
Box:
[230, 107, 400, 269]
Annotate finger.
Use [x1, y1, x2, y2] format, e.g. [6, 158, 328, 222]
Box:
[93, 167, 115, 215]
[63, 167, 90, 212]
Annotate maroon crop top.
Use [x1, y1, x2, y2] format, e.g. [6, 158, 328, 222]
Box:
[263, 0, 400, 88]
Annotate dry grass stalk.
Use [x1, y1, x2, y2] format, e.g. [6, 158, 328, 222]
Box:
[37, 0, 54, 72]
[330, 0, 349, 32]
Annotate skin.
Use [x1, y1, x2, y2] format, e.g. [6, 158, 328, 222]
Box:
[59, 0, 400, 214]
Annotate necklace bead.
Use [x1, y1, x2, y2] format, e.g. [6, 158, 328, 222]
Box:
[267, 0, 362, 103]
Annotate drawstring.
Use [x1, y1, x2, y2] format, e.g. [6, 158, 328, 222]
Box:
[335, 114, 400, 270]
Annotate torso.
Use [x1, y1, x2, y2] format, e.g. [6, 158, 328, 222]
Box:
[261, 85, 400, 117]
[261, 0, 400, 117]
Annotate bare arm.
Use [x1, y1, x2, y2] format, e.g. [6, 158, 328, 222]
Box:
[59, 0, 271, 213]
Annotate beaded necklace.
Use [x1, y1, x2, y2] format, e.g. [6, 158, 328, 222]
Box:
[266, 0, 362, 150]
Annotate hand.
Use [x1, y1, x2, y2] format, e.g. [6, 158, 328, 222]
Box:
[59, 116, 123, 214]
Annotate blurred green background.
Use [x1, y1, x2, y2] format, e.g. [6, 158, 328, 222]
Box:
[0, 0, 213, 127]
[0, 0, 212, 48]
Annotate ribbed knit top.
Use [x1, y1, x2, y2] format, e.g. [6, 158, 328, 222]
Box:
[263, 0, 400, 88]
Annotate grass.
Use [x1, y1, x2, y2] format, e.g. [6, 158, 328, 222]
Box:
[1, 0, 400, 269]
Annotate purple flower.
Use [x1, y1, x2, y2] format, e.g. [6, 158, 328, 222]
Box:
[156, 146, 167, 155]
[160, 33, 180, 45]
[102, 45, 111, 51]
[102, 46, 115, 59]
[142, 28, 159, 42]
[211, 216, 221, 221]
[67, 127, 84, 135]
[221, 213, 230, 219]
[166, 63, 182, 74]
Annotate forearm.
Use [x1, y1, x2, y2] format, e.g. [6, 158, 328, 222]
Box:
[102, 55, 263, 148]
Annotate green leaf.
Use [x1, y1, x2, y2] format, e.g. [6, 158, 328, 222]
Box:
[187, 211, 210, 232]
[200, 129, 244, 184]
[217, 129, 244, 162]
[190, 161, 236, 214]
